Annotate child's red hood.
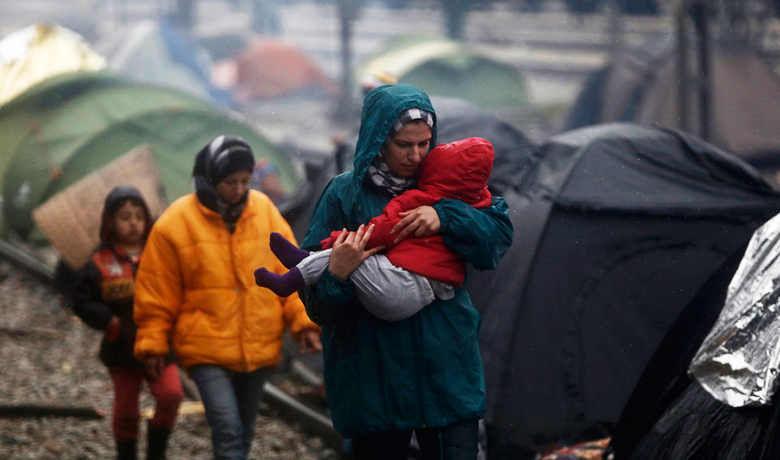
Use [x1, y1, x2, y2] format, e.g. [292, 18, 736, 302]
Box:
[418, 137, 494, 208]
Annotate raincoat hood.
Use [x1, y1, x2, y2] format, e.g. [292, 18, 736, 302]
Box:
[353, 84, 437, 182]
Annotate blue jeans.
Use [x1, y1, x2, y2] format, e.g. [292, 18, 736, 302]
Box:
[190, 365, 274, 460]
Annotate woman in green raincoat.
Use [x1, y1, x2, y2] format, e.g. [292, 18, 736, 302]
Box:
[301, 84, 513, 459]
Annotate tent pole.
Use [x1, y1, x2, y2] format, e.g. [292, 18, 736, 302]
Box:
[692, 0, 712, 142]
[337, 0, 360, 118]
[675, 0, 690, 133]
[606, 0, 624, 56]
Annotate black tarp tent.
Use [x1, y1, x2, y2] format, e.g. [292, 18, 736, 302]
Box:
[466, 123, 780, 459]
[430, 96, 535, 175]
[606, 239, 756, 459]
[563, 45, 780, 174]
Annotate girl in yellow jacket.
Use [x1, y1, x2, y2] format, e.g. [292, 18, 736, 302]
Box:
[133, 135, 321, 460]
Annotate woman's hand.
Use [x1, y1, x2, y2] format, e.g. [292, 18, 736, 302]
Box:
[391, 206, 441, 243]
[145, 355, 166, 379]
[328, 224, 384, 281]
[299, 329, 322, 354]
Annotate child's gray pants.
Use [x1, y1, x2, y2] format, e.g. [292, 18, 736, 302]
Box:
[297, 249, 454, 321]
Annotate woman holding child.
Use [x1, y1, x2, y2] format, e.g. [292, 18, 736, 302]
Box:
[299, 84, 514, 459]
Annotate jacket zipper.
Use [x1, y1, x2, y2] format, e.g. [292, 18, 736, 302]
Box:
[230, 226, 247, 369]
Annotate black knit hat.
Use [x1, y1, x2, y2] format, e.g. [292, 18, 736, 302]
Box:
[103, 185, 145, 215]
[193, 135, 256, 187]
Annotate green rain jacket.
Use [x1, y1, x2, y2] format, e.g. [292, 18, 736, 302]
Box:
[301, 84, 513, 438]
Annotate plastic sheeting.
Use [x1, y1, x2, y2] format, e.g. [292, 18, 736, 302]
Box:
[690, 212, 780, 407]
[608, 240, 752, 460]
[609, 221, 780, 459]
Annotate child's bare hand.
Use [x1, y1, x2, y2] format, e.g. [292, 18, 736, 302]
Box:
[104, 316, 121, 342]
[328, 224, 384, 280]
[391, 206, 440, 243]
[145, 355, 166, 379]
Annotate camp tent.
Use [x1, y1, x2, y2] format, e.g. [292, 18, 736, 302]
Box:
[0, 72, 211, 196]
[465, 123, 780, 459]
[358, 34, 528, 109]
[233, 38, 338, 101]
[3, 105, 300, 240]
[95, 20, 230, 107]
[562, 42, 668, 131]
[0, 72, 299, 239]
[563, 44, 780, 171]
[0, 23, 105, 105]
[429, 96, 535, 178]
[607, 239, 757, 459]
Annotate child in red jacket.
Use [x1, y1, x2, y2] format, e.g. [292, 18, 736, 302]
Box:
[255, 137, 494, 321]
[67, 185, 182, 460]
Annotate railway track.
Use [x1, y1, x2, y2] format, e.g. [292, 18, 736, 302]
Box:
[0, 238, 344, 455]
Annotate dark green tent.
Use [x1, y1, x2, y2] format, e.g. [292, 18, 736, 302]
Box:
[0, 73, 135, 192]
[358, 34, 528, 109]
[0, 72, 298, 238]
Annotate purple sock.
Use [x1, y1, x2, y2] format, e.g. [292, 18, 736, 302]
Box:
[254, 267, 305, 297]
[270, 232, 310, 269]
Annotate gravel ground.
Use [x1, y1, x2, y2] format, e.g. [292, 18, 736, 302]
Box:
[0, 262, 341, 460]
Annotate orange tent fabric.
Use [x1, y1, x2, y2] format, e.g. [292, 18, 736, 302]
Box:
[234, 39, 337, 100]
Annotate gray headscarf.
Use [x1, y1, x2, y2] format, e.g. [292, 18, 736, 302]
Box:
[367, 108, 435, 197]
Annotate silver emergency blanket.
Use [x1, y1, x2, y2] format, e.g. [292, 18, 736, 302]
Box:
[689, 212, 780, 407]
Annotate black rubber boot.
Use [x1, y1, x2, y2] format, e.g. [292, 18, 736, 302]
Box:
[146, 424, 171, 460]
[116, 439, 138, 460]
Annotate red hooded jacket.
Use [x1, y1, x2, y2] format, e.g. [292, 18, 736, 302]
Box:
[322, 137, 494, 286]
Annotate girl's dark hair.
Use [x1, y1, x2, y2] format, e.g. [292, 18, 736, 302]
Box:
[99, 186, 153, 246]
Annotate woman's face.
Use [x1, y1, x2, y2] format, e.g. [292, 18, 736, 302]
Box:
[215, 170, 252, 204]
[383, 120, 433, 178]
[112, 200, 147, 247]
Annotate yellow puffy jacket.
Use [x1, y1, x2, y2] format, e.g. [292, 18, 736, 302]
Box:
[133, 190, 318, 372]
